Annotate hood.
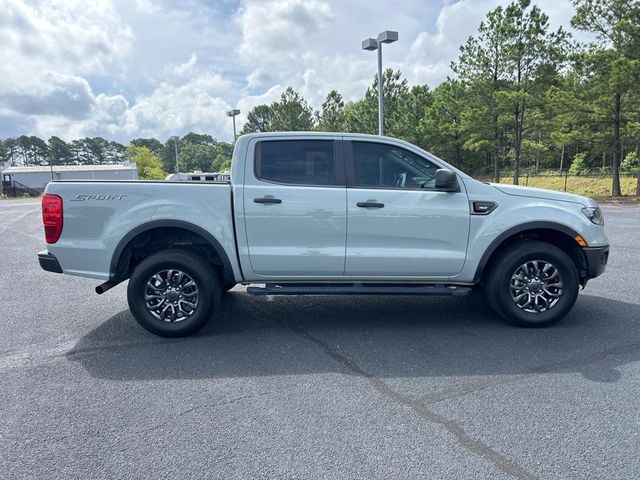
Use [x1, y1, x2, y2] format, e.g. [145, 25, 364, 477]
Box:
[490, 183, 594, 206]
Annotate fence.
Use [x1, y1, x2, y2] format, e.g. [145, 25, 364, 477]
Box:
[474, 172, 638, 197]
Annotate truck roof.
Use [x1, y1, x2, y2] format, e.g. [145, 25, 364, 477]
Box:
[238, 131, 401, 141]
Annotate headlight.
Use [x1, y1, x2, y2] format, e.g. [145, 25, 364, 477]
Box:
[582, 207, 604, 226]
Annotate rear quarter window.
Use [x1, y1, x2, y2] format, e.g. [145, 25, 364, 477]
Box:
[255, 140, 335, 185]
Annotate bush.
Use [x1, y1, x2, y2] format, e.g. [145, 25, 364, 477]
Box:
[568, 153, 587, 176]
[621, 151, 638, 174]
[125, 145, 165, 180]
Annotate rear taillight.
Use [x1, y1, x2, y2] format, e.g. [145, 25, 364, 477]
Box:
[42, 194, 63, 244]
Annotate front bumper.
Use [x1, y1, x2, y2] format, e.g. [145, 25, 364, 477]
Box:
[38, 251, 63, 274]
[583, 245, 609, 279]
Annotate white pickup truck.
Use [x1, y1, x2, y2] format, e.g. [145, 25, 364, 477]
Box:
[38, 132, 609, 337]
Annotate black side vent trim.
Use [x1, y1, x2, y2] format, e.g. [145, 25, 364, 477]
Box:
[470, 201, 498, 215]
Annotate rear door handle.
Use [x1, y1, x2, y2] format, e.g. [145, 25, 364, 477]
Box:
[254, 197, 282, 204]
[356, 201, 384, 208]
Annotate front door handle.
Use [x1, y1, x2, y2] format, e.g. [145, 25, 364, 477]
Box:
[254, 197, 282, 204]
[356, 201, 384, 208]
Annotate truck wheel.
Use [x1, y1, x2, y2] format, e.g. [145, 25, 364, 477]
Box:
[221, 282, 236, 293]
[485, 240, 579, 327]
[127, 249, 220, 337]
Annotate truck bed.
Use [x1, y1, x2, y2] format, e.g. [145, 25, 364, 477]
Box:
[44, 180, 238, 280]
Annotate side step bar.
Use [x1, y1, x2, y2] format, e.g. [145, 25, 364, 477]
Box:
[246, 283, 472, 296]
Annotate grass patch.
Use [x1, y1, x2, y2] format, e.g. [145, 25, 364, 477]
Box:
[498, 176, 638, 199]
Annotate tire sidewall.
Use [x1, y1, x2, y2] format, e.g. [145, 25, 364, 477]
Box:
[127, 250, 219, 337]
[492, 243, 579, 327]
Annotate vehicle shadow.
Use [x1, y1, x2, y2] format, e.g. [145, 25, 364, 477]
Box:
[67, 291, 640, 383]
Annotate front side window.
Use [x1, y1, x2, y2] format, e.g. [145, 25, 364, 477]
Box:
[255, 140, 335, 185]
[352, 141, 439, 189]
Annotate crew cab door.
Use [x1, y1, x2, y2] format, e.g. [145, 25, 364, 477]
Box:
[344, 140, 470, 277]
[242, 138, 346, 277]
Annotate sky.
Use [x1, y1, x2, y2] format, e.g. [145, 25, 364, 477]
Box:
[0, 0, 582, 143]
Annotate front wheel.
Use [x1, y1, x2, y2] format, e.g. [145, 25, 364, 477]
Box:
[127, 249, 220, 337]
[485, 240, 579, 327]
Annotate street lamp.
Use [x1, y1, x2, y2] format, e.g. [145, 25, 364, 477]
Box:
[227, 109, 240, 142]
[171, 135, 179, 175]
[362, 30, 398, 136]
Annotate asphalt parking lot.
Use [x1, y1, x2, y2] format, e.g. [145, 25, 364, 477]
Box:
[1, 197, 639, 479]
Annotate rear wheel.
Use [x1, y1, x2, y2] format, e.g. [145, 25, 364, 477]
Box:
[127, 249, 220, 337]
[221, 282, 237, 293]
[485, 240, 579, 327]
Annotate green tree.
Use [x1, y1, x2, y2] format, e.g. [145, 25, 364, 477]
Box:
[47, 136, 72, 165]
[214, 153, 231, 172]
[504, 1, 569, 184]
[84, 137, 109, 164]
[240, 87, 315, 133]
[130, 138, 165, 156]
[162, 137, 180, 173]
[316, 90, 345, 132]
[343, 69, 411, 136]
[213, 141, 234, 172]
[453, 0, 569, 183]
[568, 152, 588, 174]
[178, 143, 217, 172]
[125, 146, 165, 179]
[571, 0, 640, 196]
[16, 135, 48, 166]
[181, 132, 216, 146]
[0, 140, 8, 165]
[1, 138, 18, 165]
[453, 3, 512, 181]
[271, 87, 315, 131]
[397, 84, 432, 147]
[419, 79, 467, 168]
[621, 150, 638, 173]
[240, 104, 276, 134]
[343, 98, 377, 135]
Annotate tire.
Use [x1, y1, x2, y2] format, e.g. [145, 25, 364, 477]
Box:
[127, 249, 221, 337]
[221, 282, 236, 293]
[484, 240, 579, 327]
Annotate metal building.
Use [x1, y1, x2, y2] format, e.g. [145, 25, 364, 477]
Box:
[1, 163, 138, 196]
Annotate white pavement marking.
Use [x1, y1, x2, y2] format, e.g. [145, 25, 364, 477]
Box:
[0, 202, 40, 207]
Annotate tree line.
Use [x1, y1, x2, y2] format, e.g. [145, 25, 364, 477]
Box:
[1, 0, 639, 194]
[239, 0, 640, 196]
[0, 133, 234, 180]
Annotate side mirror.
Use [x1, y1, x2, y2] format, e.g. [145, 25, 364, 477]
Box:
[434, 169, 459, 192]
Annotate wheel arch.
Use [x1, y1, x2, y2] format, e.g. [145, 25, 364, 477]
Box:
[109, 220, 236, 286]
[474, 221, 587, 284]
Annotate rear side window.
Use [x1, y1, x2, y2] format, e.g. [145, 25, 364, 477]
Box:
[255, 140, 335, 185]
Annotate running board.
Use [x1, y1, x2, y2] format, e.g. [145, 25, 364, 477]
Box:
[246, 283, 472, 296]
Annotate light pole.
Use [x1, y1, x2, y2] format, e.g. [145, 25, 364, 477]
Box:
[227, 109, 240, 142]
[362, 31, 398, 136]
[172, 136, 179, 174]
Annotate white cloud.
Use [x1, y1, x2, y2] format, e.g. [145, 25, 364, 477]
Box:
[166, 53, 199, 78]
[0, 0, 587, 142]
[135, 0, 161, 15]
[0, 0, 133, 84]
[123, 73, 235, 139]
[236, 0, 335, 62]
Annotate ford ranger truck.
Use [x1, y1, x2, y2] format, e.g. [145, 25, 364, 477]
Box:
[37, 133, 609, 337]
